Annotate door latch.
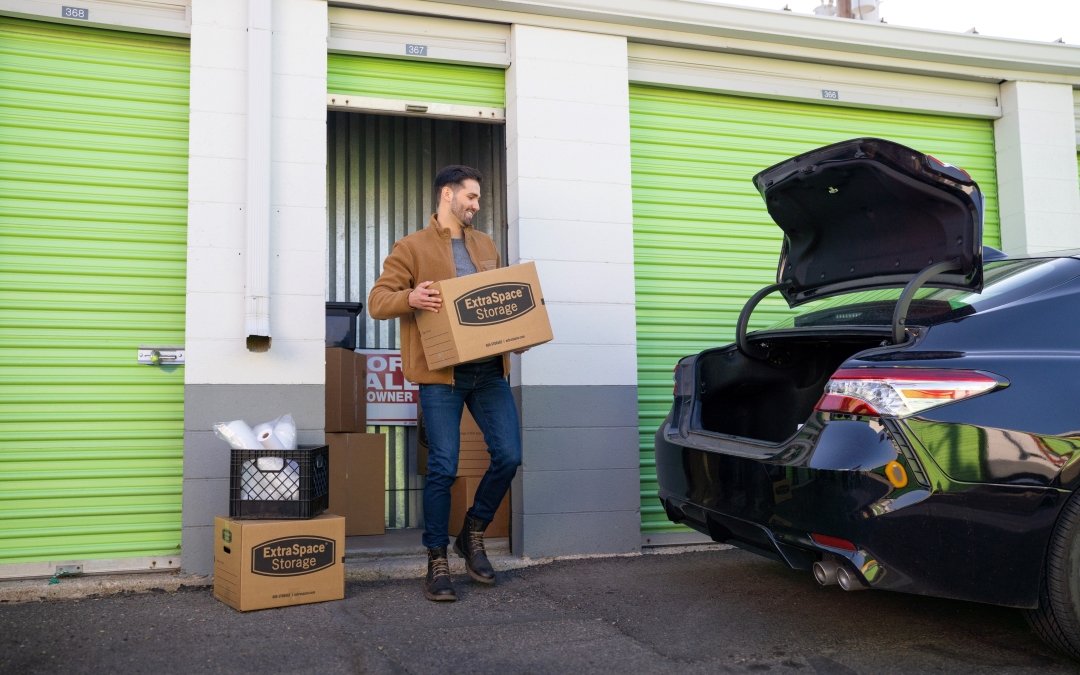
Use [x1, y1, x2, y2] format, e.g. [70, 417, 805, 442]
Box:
[138, 347, 185, 365]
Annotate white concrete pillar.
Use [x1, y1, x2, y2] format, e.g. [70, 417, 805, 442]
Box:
[182, 0, 328, 575]
[994, 81, 1080, 255]
[505, 25, 640, 556]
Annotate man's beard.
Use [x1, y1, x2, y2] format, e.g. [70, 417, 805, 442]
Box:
[451, 198, 475, 226]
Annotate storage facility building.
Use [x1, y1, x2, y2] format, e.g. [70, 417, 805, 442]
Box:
[1, 0, 1079, 578]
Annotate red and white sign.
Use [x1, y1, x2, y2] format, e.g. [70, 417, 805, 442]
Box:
[358, 349, 418, 426]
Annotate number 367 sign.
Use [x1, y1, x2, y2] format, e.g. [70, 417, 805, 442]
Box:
[358, 349, 418, 426]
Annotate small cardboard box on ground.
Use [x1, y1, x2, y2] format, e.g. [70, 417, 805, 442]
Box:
[449, 475, 509, 538]
[213, 514, 345, 612]
[327, 432, 386, 536]
[326, 348, 366, 432]
[416, 262, 553, 369]
[417, 404, 490, 478]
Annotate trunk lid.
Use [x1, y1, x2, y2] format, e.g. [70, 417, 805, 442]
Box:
[753, 138, 986, 306]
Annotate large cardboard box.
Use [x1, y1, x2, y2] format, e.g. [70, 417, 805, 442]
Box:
[449, 476, 509, 538]
[327, 433, 386, 536]
[417, 404, 490, 478]
[416, 262, 553, 369]
[213, 514, 345, 612]
[326, 348, 366, 432]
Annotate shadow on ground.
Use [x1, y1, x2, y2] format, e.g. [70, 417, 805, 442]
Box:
[1, 548, 1077, 674]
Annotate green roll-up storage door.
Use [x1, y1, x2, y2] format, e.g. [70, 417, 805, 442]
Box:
[0, 17, 189, 569]
[631, 84, 1001, 533]
[328, 53, 505, 107]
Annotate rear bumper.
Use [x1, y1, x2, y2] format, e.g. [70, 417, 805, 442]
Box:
[655, 419, 1063, 608]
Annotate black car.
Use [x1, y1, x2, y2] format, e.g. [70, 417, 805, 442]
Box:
[654, 138, 1080, 658]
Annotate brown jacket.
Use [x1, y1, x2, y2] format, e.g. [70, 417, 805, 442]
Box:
[368, 215, 511, 385]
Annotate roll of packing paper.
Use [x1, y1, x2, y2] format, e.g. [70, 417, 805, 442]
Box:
[252, 422, 274, 440]
[214, 420, 261, 449]
[257, 425, 286, 450]
[272, 413, 298, 450]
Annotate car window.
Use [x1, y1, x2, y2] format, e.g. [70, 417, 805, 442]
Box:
[765, 257, 1080, 330]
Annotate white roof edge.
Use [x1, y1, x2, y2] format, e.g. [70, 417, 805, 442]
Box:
[330, 0, 1080, 79]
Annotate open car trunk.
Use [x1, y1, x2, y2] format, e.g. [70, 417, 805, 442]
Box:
[678, 138, 991, 447]
[696, 335, 886, 443]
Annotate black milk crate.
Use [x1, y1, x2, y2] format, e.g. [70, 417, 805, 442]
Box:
[229, 445, 330, 519]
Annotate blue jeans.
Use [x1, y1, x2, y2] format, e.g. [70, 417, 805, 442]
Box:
[419, 358, 522, 550]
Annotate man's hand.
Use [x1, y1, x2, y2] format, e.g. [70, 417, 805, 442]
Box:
[408, 281, 442, 312]
[513, 348, 530, 355]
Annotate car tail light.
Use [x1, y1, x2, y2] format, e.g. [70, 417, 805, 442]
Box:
[926, 155, 973, 183]
[810, 533, 857, 552]
[815, 368, 1005, 418]
[673, 356, 697, 397]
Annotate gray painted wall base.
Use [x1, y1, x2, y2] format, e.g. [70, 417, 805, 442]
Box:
[512, 384, 640, 558]
[641, 531, 714, 548]
[181, 384, 324, 575]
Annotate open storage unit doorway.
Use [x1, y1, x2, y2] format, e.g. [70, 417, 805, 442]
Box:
[326, 54, 508, 532]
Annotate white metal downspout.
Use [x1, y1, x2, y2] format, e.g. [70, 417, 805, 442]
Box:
[245, 0, 272, 352]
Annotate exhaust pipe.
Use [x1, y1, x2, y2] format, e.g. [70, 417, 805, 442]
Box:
[836, 566, 869, 591]
[813, 559, 841, 586]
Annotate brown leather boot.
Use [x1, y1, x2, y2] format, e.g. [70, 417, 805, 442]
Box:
[453, 515, 496, 584]
[424, 546, 456, 602]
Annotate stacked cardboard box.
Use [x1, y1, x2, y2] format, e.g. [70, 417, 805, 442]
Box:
[325, 348, 366, 432]
[449, 475, 509, 538]
[325, 348, 385, 537]
[455, 407, 490, 477]
[417, 405, 491, 477]
[417, 404, 508, 537]
[326, 433, 386, 536]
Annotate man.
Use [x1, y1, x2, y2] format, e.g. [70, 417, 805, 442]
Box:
[368, 165, 523, 602]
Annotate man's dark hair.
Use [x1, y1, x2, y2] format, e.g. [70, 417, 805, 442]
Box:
[433, 165, 483, 196]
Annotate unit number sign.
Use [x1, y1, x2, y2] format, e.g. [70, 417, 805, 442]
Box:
[821, 89, 839, 100]
[406, 44, 428, 56]
[62, 6, 89, 19]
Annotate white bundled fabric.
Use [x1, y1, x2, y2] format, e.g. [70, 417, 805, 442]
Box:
[214, 420, 261, 449]
[240, 458, 300, 500]
[223, 412, 301, 500]
[276, 460, 300, 500]
[270, 413, 297, 450]
[253, 422, 286, 450]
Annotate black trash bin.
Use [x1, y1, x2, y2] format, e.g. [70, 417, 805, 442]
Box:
[325, 302, 362, 350]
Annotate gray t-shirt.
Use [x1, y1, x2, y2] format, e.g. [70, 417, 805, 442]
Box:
[452, 237, 477, 277]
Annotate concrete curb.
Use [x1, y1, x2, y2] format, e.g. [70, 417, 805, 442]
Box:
[0, 572, 212, 605]
[0, 543, 732, 603]
[345, 542, 732, 581]
[345, 554, 544, 581]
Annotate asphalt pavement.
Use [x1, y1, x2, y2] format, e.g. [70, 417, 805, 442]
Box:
[2, 547, 1078, 675]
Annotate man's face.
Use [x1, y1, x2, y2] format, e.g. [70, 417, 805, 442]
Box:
[445, 179, 480, 226]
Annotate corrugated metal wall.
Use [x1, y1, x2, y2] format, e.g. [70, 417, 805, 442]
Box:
[630, 84, 1001, 533]
[0, 17, 189, 565]
[326, 111, 507, 528]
